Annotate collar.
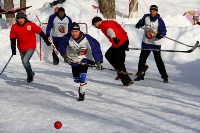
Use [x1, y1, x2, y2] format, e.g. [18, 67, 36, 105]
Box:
[150, 14, 160, 22]
[73, 32, 85, 43]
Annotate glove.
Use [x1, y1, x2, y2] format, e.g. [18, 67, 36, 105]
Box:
[39, 32, 51, 46]
[155, 33, 163, 39]
[45, 35, 51, 46]
[12, 48, 16, 55]
[64, 57, 71, 64]
[96, 61, 103, 70]
[113, 38, 120, 45]
[135, 23, 141, 29]
[63, 54, 71, 65]
[46, 41, 51, 46]
[11, 38, 16, 55]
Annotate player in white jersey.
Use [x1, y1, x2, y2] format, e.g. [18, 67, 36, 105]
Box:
[46, 7, 72, 65]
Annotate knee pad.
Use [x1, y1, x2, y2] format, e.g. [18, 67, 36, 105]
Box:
[79, 73, 86, 83]
[74, 77, 80, 83]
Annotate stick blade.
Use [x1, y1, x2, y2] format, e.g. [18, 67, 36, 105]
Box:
[188, 41, 199, 53]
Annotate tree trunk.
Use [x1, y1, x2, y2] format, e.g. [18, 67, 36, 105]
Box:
[129, 0, 138, 18]
[4, 0, 15, 26]
[98, 0, 115, 19]
[20, 0, 26, 12]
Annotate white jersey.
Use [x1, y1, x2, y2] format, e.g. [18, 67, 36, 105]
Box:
[67, 37, 94, 62]
[142, 16, 160, 45]
[52, 17, 70, 37]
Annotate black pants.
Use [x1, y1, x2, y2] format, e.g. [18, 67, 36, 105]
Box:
[72, 65, 88, 83]
[105, 40, 132, 85]
[52, 40, 59, 62]
[72, 65, 88, 77]
[138, 50, 168, 79]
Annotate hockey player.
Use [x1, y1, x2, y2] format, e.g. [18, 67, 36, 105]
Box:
[59, 22, 103, 101]
[46, 7, 72, 65]
[92, 16, 133, 87]
[10, 11, 51, 82]
[134, 5, 168, 83]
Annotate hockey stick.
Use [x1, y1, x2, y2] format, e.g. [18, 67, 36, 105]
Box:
[48, 37, 59, 55]
[67, 56, 142, 76]
[73, 61, 139, 76]
[162, 36, 200, 48]
[129, 41, 199, 53]
[140, 27, 200, 47]
[0, 55, 13, 75]
[103, 67, 143, 76]
[48, 37, 63, 59]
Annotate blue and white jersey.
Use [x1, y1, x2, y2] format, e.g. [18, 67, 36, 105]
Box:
[59, 33, 103, 65]
[46, 13, 72, 41]
[136, 14, 167, 49]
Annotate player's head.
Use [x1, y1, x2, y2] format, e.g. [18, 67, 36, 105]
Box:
[71, 22, 81, 39]
[16, 11, 27, 25]
[150, 5, 158, 17]
[57, 7, 65, 18]
[92, 16, 102, 29]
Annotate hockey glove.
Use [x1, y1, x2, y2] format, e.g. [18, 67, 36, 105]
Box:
[135, 23, 141, 29]
[44, 35, 51, 46]
[155, 33, 163, 39]
[12, 48, 16, 55]
[63, 54, 71, 65]
[11, 38, 16, 55]
[39, 32, 51, 46]
[46, 40, 51, 46]
[46, 34, 50, 38]
[96, 61, 103, 70]
[113, 38, 120, 45]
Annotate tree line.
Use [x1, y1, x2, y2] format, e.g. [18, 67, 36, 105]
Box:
[2, 0, 138, 25]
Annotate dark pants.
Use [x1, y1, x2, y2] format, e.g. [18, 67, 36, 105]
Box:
[52, 40, 59, 62]
[105, 40, 132, 85]
[138, 50, 168, 79]
[72, 65, 88, 83]
[20, 49, 34, 76]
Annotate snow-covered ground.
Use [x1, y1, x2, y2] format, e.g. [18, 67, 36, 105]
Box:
[0, 0, 200, 132]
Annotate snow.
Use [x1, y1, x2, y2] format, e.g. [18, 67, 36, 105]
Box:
[0, 0, 200, 133]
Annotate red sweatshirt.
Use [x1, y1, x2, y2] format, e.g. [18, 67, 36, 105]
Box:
[100, 20, 128, 48]
[10, 21, 42, 52]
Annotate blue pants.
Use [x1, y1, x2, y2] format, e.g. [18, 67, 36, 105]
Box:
[20, 49, 34, 76]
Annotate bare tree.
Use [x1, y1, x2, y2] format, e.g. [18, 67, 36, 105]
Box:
[129, 0, 138, 18]
[20, 0, 26, 12]
[98, 0, 115, 19]
[4, 0, 15, 26]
